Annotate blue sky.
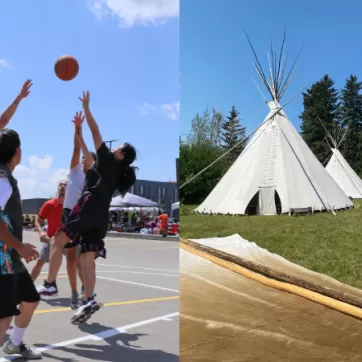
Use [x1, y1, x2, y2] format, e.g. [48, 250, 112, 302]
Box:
[181, 0, 362, 139]
[0, 0, 179, 198]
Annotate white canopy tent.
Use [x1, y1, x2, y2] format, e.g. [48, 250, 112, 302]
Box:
[196, 31, 353, 215]
[110, 193, 159, 208]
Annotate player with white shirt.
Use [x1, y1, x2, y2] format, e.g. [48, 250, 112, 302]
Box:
[37, 112, 97, 309]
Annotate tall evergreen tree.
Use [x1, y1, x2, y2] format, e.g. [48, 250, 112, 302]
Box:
[221, 105, 246, 160]
[300, 75, 340, 163]
[340, 75, 362, 174]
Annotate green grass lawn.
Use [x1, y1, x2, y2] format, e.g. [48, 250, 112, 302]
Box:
[181, 202, 362, 289]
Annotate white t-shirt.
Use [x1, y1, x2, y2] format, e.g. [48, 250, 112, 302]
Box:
[64, 163, 86, 210]
[0, 177, 13, 210]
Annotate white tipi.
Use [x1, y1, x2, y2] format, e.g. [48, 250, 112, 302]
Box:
[196, 31, 353, 215]
[324, 128, 362, 199]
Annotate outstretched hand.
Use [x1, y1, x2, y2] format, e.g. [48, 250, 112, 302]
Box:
[72, 111, 84, 127]
[78, 91, 90, 109]
[19, 79, 32, 99]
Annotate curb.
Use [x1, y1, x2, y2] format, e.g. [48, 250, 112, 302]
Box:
[180, 237, 362, 320]
[106, 232, 179, 242]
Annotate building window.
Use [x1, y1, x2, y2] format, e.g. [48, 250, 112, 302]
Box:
[175, 189, 178, 201]
[162, 187, 165, 197]
[140, 185, 143, 195]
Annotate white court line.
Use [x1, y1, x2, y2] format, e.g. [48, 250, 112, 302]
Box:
[96, 276, 179, 293]
[136, 246, 179, 251]
[0, 312, 179, 361]
[106, 241, 165, 246]
[96, 264, 179, 274]
[40, 271, 178, 277]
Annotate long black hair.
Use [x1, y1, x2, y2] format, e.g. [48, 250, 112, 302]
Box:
[116, 143, 137, 196]
[0, 129, 21, 164]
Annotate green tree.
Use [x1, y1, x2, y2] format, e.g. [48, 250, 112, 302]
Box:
[180, 141, 227, 204]
[221, 105, 246, 161]
[340, 75, 362, 174]
[180, 107, 228, 204]
[300, 75, 340, 163]
[210, 107, 224, 147]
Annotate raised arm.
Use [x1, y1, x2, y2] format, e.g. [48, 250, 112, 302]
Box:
[72, 111, 94, 167]
[0, 80, 32, 129]
[78, 91, 103, 151]
[70, 113, 82, 169]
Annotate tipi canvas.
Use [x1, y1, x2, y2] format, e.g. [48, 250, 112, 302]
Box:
[196, 31, 353, 215]
[326, 148, 362, 199]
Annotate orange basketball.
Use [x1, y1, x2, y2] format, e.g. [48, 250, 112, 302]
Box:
[54, 55, 79, 81]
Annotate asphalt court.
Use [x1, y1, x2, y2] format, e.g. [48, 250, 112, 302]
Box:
[0, 231, 179, 361]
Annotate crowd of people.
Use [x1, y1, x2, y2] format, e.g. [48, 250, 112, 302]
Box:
[0, 82, 137, 359]
[110, 210, 179, 236]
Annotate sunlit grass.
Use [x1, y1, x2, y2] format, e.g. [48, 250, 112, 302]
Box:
[181, 202, 362, 288]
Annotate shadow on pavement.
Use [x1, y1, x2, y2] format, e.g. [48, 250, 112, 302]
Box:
[41, 297, 71, 308]
[34, 321, 178, 361]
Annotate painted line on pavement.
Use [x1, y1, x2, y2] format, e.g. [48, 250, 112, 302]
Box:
[96, 275, 179, 293]
[35, 296, 179, 314]
[41, 270, 179, 277]
[0, 312, 179, 361]
[136, 246, 179, 251]
[96, 264, 178, 273]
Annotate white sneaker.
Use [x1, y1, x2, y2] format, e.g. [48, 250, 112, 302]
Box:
[3, 339, 42, 359]
[71, 299, 101, 325]
[37, 281, 58, 296]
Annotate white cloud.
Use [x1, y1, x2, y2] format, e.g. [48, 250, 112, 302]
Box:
[161, 101, 179, 120]
[138, 101, 179, 120]
[13, 155, 69, 199]
[0, 58, 11, 69]
[88, 0, 179, 28]
[28, 155, 52, 170]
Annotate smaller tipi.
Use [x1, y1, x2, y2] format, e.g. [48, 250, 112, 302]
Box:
[324, 127, 362, 199]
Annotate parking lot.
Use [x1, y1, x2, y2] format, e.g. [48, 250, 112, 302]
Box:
[0, 231, 179, 361]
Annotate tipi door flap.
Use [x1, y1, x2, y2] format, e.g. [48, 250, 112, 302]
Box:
[257, 187, 277, 215]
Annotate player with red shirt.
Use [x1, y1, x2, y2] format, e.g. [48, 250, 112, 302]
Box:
[30, 181, 66, 284]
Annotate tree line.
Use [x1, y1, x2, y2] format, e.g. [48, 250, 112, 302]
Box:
[180, 74, 362, 204]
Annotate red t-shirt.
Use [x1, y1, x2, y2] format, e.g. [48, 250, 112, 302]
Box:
[158, 214, 169, 229]
[39, 198, 63, 238]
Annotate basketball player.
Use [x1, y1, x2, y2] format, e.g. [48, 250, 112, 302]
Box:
[37, 112, 98, 308]
[39, 91, 137, 324]
[30, 181, 67, 281]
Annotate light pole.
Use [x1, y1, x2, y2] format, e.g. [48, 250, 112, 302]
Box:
[105, 139, 118, 150]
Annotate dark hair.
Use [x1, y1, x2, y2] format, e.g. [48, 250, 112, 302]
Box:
[116, 143, 137, 196]
[121, 143, 136, 166]
[0, 129, 21, 164]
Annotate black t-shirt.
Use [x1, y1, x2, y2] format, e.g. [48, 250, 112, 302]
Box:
[83, 143, 119, 205]
[97, 143, 118, 199]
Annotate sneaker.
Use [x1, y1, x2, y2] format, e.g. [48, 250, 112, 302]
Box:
[3, 339, 42, 359]
[71, 298, 101, 325]
[81, 286, 97, 297]
[70, 292, 79, 310]
[37, 280, 58, 296]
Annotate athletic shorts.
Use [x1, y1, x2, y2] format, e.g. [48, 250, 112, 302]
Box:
[58, 194, 107, 257]
[39, 239, 66, 263]
[63, 208, 80, 249]
[0, 271, 40, 319]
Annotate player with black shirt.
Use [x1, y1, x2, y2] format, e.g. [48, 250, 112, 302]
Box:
[38, 91, 137, 324]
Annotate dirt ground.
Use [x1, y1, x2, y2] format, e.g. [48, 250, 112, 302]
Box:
[180, 249, 362, 362]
